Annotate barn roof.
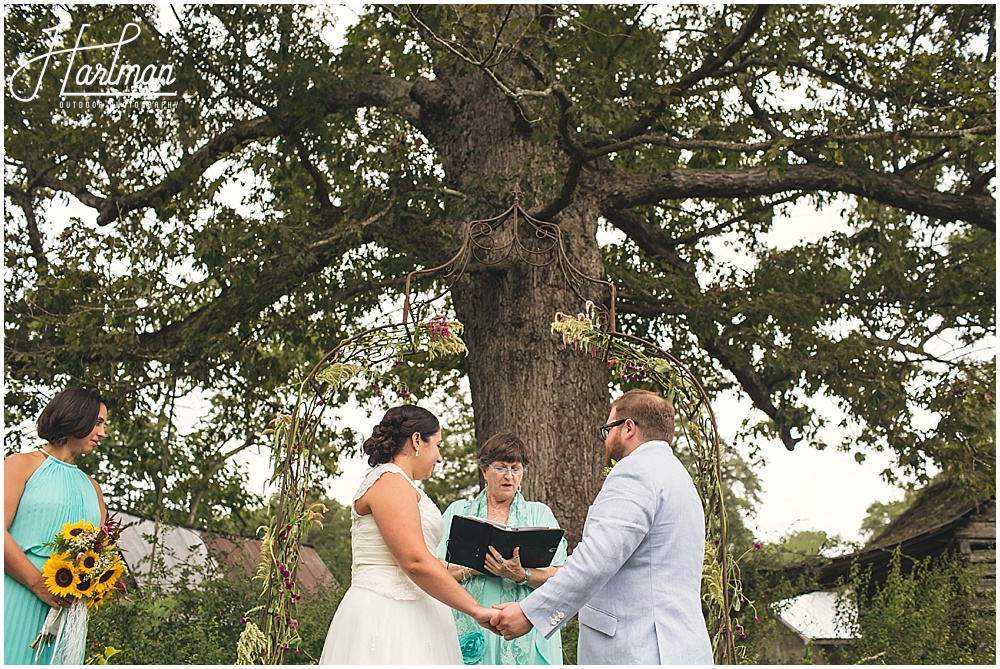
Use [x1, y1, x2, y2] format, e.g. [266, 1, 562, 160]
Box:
[114, 510, 338, 596]
[817, 475, 994, 586]
[864, 476, 985, 552]
[774, 589, 857, 642]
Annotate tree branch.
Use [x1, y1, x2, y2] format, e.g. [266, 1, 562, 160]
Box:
[533, 85, 588, 220]
[715, 57, 974, 110]
[389, 4, 550, 126]
[56, 116, 272, 226]
[668, 194, 803, 248]
[4, 187, 48, 270]
[741, 86, 822, 163]
[605, 163, 996, 231]
[602, 207, 801, 446]
[579, 124, 994, 163]
[612, 4, 770, 141]
[602, 206, 804, 449]
[600, 208, 690, 273]
[672, 5, 770, 94]
[31, 74, 418, 227]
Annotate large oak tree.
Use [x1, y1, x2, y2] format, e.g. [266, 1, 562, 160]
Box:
[4, 4, 994, 540]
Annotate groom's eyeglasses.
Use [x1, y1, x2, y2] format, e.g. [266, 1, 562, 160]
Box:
[598, 418, 629, 441]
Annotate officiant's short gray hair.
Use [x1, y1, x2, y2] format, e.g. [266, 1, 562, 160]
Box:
[477, 432, 530, 469]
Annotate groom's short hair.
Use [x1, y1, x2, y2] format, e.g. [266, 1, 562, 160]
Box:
[612, 389, 675, 444]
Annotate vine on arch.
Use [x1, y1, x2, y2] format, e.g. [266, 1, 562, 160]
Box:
[236, 316, 466, 664]
[551, 306, 750, 664]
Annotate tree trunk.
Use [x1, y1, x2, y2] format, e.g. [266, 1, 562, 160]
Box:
[415, 61, 610, 545]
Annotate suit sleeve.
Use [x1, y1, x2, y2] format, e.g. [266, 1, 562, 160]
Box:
[520, 460, 654, 638]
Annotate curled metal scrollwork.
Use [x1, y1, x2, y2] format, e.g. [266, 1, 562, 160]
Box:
[403, 185, 617, 330]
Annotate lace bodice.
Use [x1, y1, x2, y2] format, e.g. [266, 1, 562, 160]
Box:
[349, 463, 444, 600]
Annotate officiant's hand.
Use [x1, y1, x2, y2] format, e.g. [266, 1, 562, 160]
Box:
[484, 546, 527, 582]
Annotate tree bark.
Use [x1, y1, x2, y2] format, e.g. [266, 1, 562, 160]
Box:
[412, 60, 610, 545]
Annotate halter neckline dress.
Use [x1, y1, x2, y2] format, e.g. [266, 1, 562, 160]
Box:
[4, 453, 101, 665]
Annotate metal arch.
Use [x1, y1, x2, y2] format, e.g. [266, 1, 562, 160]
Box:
[603, 330, 733, 662]
[399, 190, 734, 660]
[260, 189, 734, 663]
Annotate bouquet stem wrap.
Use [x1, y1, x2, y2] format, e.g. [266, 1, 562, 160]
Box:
[31, 599, 87, 663]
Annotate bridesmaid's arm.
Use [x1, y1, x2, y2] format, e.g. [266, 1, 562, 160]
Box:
[3, 454, 66, 608]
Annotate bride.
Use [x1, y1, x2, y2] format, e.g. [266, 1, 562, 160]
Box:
[320, 405, 496, 664]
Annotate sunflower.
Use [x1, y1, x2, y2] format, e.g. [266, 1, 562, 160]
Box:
[77, 550, 100, 574]
[60, 520, 95, 542]
[41, 552, 77, 598]
[85, 587, 112, 611]
[92, 558, 124, 595]
[72, 573, 96, 598]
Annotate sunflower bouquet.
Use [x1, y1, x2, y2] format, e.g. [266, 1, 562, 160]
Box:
[30, 516, 128, 657]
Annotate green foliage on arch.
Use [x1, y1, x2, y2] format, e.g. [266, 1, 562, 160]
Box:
[237, 316, 466, 664]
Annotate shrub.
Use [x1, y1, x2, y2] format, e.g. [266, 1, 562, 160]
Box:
[86, 569, 257, 664]
[837, 548, 995, 665]
[86, 549, 342, 664]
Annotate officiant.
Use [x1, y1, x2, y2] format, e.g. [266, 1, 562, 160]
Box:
[437, 432, 568, 665]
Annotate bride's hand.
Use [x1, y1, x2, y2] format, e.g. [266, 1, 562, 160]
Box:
[472, 606, 500, 634]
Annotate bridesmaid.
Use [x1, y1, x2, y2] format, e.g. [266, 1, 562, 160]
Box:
[4, 387, 108, 664]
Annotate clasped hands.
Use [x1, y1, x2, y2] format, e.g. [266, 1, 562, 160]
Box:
[473, 546, 534, 640]
[472, 601, 532, 640]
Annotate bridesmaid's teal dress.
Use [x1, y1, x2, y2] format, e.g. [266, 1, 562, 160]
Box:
[4, 454, 101, 665]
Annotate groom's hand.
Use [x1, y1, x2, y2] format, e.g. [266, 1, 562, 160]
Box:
[491, 602, 532, 640]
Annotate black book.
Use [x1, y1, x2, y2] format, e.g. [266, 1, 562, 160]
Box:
[444, 514, 565, 573]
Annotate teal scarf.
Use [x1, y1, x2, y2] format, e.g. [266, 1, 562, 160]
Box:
[454, 489, 535, 664]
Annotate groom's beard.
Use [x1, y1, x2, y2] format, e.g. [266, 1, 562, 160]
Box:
[604, 432, 626, 466]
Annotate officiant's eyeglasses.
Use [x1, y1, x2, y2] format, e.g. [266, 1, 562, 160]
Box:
[599, 418, 630, 440]
[489, 465, 525, 476]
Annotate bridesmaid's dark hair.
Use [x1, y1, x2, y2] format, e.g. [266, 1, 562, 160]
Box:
[363, 405, 440, 466]
[37, 387, 107, 445]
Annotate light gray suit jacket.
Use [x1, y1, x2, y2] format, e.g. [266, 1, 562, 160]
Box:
[520, 441, 713, 664]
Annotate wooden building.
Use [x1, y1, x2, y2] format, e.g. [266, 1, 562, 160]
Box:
[819, 476, 996, 593]
[767, 475, 995, 663]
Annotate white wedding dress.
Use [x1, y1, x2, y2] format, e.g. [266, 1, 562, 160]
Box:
[319, 463, 462, 664]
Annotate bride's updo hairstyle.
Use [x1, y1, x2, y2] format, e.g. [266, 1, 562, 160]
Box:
[363, 405, 440, 466]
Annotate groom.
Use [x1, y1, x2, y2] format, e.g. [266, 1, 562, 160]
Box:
[490, 389, 713, 664]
